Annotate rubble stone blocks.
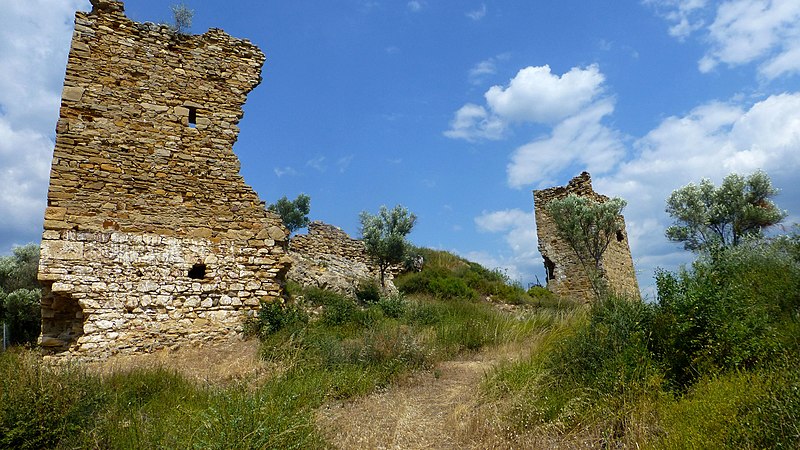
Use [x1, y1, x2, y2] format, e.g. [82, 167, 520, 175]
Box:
[288, 221, 397, 298]
[533, 172, 640, 302]
[38, 0, 291, 358]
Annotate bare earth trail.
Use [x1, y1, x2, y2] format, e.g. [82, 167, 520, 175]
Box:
[316, 348, 520, 449]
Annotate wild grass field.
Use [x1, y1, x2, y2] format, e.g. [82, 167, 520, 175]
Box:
[1, 242, 798, 449]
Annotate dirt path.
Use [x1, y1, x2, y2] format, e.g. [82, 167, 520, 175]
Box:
[315, 349, 517, 449]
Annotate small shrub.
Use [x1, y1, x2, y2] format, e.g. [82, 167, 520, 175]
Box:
[378, 294, 406, 319]
[652, 238, 799, 388]
[248, 299, 308, 337]
[355, 278, 381, 305]
[321, 293, 358, 326]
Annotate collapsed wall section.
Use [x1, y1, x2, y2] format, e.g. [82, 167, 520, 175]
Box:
[533, 172, 640, 302]
[288, 221, 396, 297]
[38, 0, 290, 357]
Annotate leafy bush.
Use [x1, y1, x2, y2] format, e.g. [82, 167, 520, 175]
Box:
[319, 292, 358, 326]
[247, 298, 308, 337]
[355, 278, 381, 305]
[0, 244, 42, 346]
[395, 248, 533, 304]
[377, 294, 406, 319]
[1, 289, 41, 345]
[0, 350, 105, 450]
[487, 295, 661, 442]
[652, 238, 800, 388]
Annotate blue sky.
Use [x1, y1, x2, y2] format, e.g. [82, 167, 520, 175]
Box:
[1, 0, 799, 296]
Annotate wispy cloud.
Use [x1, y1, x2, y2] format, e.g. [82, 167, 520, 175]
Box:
[274, 166, 298, 177]
[337, 155, 354, 173]
[466, 3, 487, 21]
[467, 53, 511, 85]
[648, 0, 800, 79]
[306, 156, 327, 172]
[407, 1, 425, 12]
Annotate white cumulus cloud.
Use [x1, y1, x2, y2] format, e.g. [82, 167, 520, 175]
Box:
[507, 99, 626, 188]
[443, 103, 506, 141]
[0, 0, 88, 252]
[595, 92, 800, 293]
[473, 208, 541, 283]
[650, 0, 800, 79]
[485, 64, 606, 124]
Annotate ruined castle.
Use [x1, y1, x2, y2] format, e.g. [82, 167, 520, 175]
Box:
[533, 172, 640, 302]
[38, 0, 292, 357]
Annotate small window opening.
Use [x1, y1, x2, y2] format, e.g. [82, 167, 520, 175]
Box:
[543, 256, 556, 281]
[188, 263, 206, 279]
[188, 107, 197, 128]
[616, 230, 624, 242]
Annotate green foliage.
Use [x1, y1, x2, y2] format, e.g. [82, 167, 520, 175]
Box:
[1, 289, 41, 346]
[359, 204, 417, 288]
[377, 294, 406, 318]
[486, 229, 800, 445]
[169, 2, 194, 34]
[267, 193, 311, 234]
[665, 170, 786, 251]
[394, 248, 533, 304]
[0, 244, 42, 346]
[0, 350, 105, 450]
[355, 278, 382, 304]
[545, 194, 627, 298]
[652, 237, 799, 388]
[490, 296, 661, 436]
[654, 364, 800, 449]
[246, 298, 308, 338]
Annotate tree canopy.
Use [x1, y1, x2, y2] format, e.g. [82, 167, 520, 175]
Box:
[665, 170, 786, 252]
[545, 193, 627, 298]
[267, 194, 311, 234]
[0, 243, 42, 346]
[359, 205, 417, 288]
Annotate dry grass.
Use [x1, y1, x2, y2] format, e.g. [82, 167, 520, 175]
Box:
[315, 339, 539, 449]
[84, 337, 273, 387]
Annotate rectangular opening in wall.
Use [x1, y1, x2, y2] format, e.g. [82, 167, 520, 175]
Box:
[188, 106, 197, 128]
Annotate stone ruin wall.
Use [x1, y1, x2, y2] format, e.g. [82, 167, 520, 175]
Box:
[533, 172, 640, 302]
[37, 0, 291, 358]
[290, 222, 373, 263]
[287, 221, 397, 297]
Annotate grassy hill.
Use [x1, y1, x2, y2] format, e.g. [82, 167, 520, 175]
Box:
[1, 240, 798, 448]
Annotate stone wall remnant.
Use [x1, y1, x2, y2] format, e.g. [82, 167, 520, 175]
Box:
[38, 0, 291, 358]
[288, 222, 397, 297]
[533, 172, 640, 302]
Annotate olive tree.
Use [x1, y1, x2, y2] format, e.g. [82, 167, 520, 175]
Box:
[665, 170, 786, 252]
[545, 194, 627, 299]
[170, 2, 194, 34]
[359, 205, 417, 289]
[0, 244, 42, 347]
[267, 194, 311, 235]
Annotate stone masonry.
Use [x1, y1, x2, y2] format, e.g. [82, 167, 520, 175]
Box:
[288, 221, 397, 298]
[37, 0, 291, 358]
[533, 172, 639, 302]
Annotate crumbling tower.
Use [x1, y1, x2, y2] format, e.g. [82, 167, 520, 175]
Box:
[533, 172, 639, 302]
[38, 0, 290, 357]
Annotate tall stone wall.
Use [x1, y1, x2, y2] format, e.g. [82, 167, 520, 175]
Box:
[533, 172, 640, 302]
[37, 0, 291, 358]
[288, 221, 396, 297]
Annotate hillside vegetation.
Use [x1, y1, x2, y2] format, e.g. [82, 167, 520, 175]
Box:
[1, 236, 798, 448]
